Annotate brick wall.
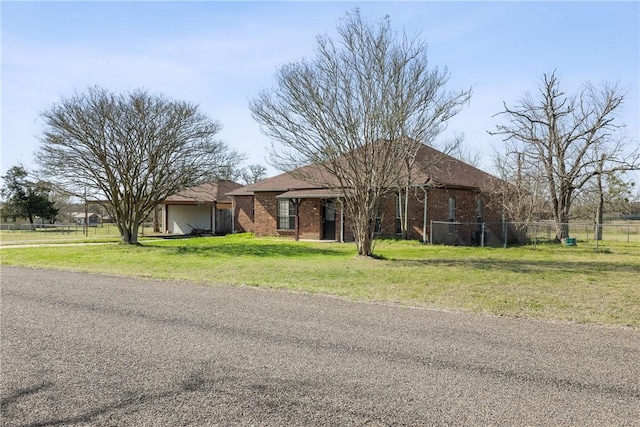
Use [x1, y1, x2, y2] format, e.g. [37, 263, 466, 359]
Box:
[253, 192, 279, 237]
[233, 195, 254, 233]
[298, 199, 321, 239]
[246, 187, 498, 243]
[253, 193, 349, 240]
[371, 187, 496, 242]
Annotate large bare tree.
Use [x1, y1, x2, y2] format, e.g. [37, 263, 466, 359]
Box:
[250, 9, 471, 256]
[37, 86, 244, 244]
[490, 71, 639, 241]
[493, 150, 550, 224]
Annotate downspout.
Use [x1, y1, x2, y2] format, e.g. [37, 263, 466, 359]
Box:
[294, 198, 300, 241]
[422, 186, 428, 244]
[212, 201, 217, 234]
[164, 205, 169, 234]
[230, 196, 235, 234]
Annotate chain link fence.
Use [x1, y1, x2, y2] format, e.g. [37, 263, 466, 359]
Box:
[429, 220, 640, 249]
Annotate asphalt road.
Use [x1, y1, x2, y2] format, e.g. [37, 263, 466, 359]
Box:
[1, 266, 639, 426]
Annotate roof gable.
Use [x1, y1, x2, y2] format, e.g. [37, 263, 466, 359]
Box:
[412, 145, 500, 189]
[163, 180, 243, 204]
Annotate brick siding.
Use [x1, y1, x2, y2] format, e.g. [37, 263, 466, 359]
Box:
[243, 187, 502, 243]
[232, 195, 254, 233]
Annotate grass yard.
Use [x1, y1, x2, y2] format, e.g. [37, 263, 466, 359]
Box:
[1, 233, 638, 327]
[0, 224, 158, 244]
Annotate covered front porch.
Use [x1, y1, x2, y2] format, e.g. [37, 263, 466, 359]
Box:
[275, 189, 345, 242]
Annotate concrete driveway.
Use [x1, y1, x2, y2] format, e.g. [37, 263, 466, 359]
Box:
[1, 266, 638, 426]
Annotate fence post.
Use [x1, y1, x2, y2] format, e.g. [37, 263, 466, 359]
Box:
[585, 224, 589, 242]
[481, 223, 485, 247]
[429, 220, 433, 245]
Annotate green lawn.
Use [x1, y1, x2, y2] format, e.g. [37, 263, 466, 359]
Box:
[1, 233, 638, 327]
[0, 224, 154, 244]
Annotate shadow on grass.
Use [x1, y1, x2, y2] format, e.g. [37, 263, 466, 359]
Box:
[388, 257, 639, 275]
[162, 242, 347, 258]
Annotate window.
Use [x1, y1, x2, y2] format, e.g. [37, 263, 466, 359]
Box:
[396, 192, 406, 234]
[448, 197, 456, 221]
[448, 197, 456, 233]
[373, 204, 383, 234]
[277, 199, 296, 230]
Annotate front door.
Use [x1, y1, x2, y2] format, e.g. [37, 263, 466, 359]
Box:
[322, 200, 336, 240]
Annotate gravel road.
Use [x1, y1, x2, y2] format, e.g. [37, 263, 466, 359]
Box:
[1, 266, 638, 426]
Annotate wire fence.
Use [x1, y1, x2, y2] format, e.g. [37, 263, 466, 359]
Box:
[0, 222, 156, 238]
[429, 220, 640, 250]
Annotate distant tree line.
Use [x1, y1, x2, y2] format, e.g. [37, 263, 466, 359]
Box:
[1, 165, 58, 229]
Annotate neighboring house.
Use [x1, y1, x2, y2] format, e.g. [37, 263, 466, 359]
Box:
[159, 181, 244, 235]
[228, 144, 506, 245]
[72, 212, 101, 226]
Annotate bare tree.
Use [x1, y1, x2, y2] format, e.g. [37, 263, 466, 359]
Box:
[240, 164, 268, 185]
[489, 71, 639, 241]
[395, 134, 463, 240]
[451, 140, 484, 168]
[484, 150, 550, 241]
[250, 9, 471, 256]
[37, 86, 244, 244]
[571, 169, 636, 236]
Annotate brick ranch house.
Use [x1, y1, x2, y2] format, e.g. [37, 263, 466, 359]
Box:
[228, 144, 507, 245]
[158, 180, 243, 235]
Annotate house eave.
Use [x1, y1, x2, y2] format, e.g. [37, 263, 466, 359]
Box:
[276, 189, 343, 199]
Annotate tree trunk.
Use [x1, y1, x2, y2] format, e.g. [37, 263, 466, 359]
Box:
[595, 182, 604, 241]
[594, 158, 604, 241]
[121, 226, 140, 244]
[356, 231, 372, 257]
[118, 221, 140, 245]
[554, 186, 572, 242]
[397, 189, 408, 240]
[555, 214, 570, 241]
[402, 188, 409, 240]
[153, 207, 160, 233]
[352, 212, 374, 256]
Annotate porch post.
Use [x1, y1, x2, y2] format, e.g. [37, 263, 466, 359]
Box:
[212, 201, 217, 234]
[164, 205, 169, 233]
[422, 186, 428, 244]
[230, 197, 236, 233]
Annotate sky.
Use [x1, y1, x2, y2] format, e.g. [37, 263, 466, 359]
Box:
[1, 0, 639, 182]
